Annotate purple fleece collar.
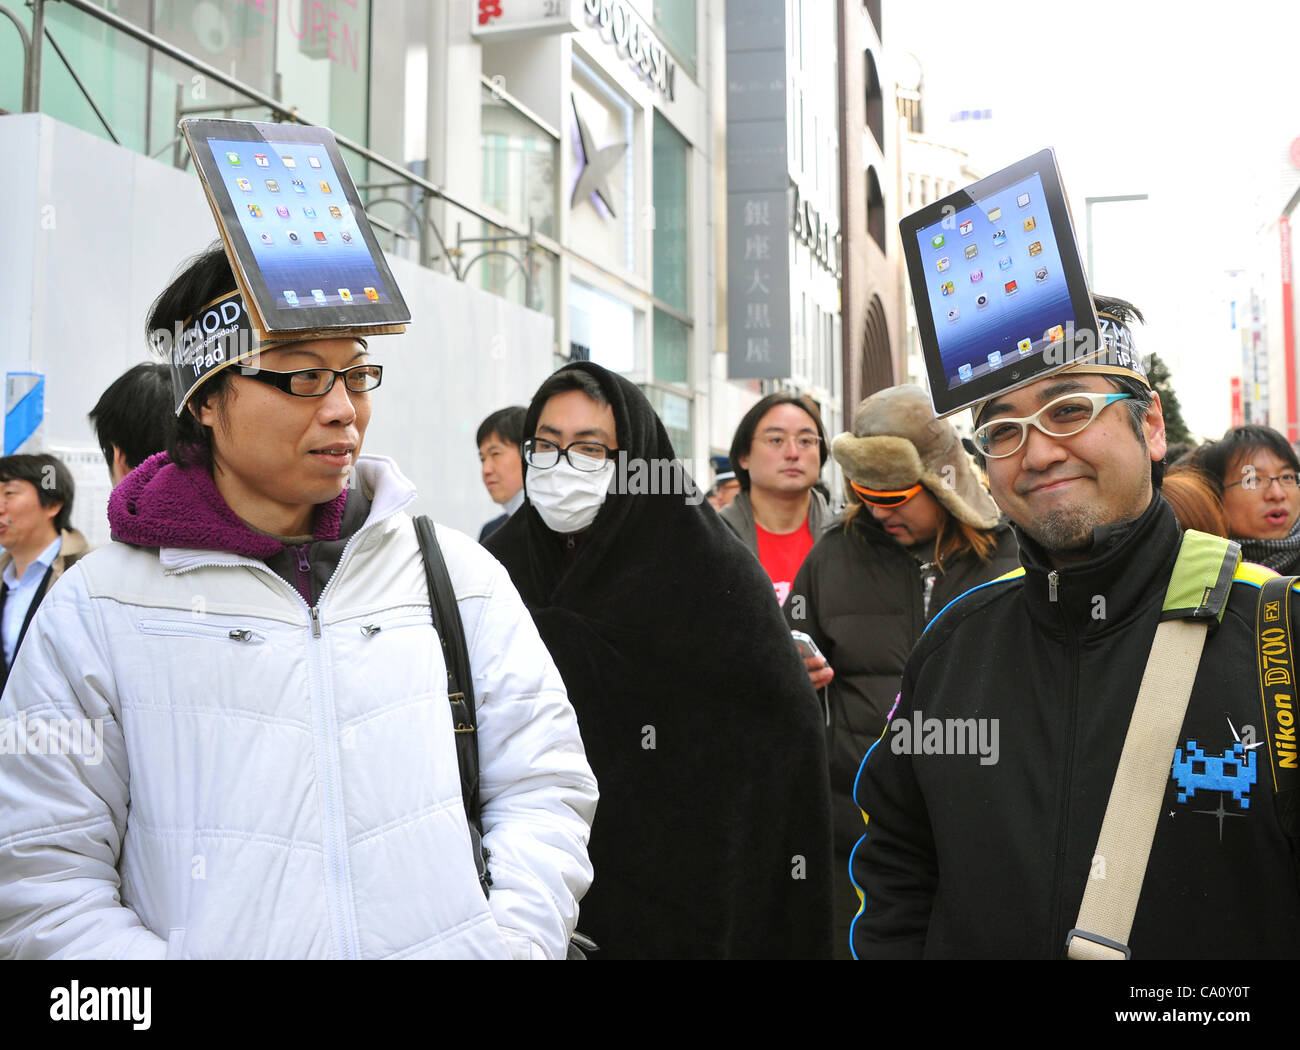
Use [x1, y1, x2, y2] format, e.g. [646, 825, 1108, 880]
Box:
[109, 451, 348, 558]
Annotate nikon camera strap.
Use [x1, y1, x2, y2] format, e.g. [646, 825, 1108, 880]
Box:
[1256, 574, 1300, 840]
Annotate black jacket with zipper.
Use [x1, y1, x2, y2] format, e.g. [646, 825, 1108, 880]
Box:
[784, 508, 1020, 854]
[851, 494, 1300, 959]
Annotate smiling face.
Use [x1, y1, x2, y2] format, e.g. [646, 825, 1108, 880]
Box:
[196, 338, 371, 536]
[739, 403, 823, 496]
[0, 478, 60, 559]
[980, 373, 1165, 562]
[1221, 446, 1300, 540]
[479, 431, 524, 506]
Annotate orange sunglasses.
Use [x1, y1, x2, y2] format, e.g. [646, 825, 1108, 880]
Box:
[850, 480, 924, 508]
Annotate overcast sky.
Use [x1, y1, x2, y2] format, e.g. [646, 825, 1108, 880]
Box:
[889, 0, 1300, 437]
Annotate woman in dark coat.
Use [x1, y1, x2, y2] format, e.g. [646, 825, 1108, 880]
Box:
[486, 362, 834, 959]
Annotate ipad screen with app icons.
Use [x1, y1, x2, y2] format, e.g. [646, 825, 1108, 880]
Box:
[182, 118, 410, 332]
[899, 149, 1099, 417]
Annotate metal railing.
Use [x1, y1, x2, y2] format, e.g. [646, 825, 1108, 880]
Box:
[3, 0, 558, 309]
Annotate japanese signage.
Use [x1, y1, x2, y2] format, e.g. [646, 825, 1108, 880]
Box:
[725, 0, 790, 379]
[727, 191, 791, 380]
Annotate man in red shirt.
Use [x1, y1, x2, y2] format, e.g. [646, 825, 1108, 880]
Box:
[719, 393, 831, 605]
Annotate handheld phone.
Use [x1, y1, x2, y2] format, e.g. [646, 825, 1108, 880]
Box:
[791, 630, 826, 663]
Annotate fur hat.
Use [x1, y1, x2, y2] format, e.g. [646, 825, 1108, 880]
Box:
[831, 384, 999, 529]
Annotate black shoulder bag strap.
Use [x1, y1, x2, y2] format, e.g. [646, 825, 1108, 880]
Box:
[414, 515, 492, 897]
[1257, 574, 1300, 844]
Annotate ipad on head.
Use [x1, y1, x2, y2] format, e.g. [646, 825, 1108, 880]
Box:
[180, 118, 411, 335]
[900, 149, 1098, 418]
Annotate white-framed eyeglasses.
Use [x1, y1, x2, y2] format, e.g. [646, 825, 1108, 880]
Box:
[973, 392, 1133, 459]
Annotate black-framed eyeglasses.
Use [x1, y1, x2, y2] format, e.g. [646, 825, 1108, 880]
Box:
[238, 363, 383, 397]
[523, 437, 617, 472]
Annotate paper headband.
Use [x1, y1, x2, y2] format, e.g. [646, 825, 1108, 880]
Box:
[155, 289, 366, 415]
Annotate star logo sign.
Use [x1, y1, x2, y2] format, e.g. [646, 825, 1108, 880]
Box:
[570, 96, 626, 219]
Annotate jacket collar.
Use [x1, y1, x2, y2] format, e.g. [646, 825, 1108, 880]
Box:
[731, 486, 831, 536]
[1014, 492, 1181, 639]
[144, 455, 416, 573]
[0, 528, 88, 581]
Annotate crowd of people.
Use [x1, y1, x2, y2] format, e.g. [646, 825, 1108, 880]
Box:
[2, 259, 1299, 958]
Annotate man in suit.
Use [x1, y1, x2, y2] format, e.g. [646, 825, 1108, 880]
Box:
[0, 454, 88, 693]
[477, 407, 526, 542]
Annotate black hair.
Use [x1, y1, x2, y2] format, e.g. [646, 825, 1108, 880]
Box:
[728, 392, 829, 491]
[1088, 294, 1165, 488]
[528, 368, 614, 450]
[145, 243, 240, 468]
[1092, 293, 1146, 328]
[532, 368, 609, 412]
[1198, 425, 1300, 496]
[0, 454, 75, 533]
[89, 363, 175, 475]
[476, 406, 527, 449]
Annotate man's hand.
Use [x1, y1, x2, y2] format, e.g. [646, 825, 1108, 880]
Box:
[804, 653, 833, 690]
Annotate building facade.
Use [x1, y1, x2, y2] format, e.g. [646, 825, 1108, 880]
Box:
[837, 0, 905, 423]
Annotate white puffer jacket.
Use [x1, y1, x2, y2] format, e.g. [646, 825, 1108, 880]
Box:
[0, 456, 597, 959]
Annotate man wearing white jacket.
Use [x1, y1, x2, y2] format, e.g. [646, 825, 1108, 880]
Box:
[0, 245, 597, 959]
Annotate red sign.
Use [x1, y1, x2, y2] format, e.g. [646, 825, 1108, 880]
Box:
[1281, 216, 1297, 440]
[1231, 376, 1243, 427]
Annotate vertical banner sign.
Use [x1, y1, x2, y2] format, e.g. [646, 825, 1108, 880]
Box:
[1281, 217, 1297, 441]
[1231, 376, 1243, 428]
[5, 373, 44, 454]
[725, 0, 791, 380]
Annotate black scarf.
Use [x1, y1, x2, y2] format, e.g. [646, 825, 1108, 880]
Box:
[486, 363, 834, 959]
[1236, 511, 1300, 574]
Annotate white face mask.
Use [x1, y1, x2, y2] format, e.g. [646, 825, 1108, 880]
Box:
[526, 458, 616, 534]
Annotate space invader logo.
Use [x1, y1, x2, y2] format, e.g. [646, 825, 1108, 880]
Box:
[1170, 740, 1257, 809]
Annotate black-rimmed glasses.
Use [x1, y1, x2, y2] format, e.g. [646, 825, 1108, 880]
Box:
[523, 437, 617, 472]
[238, 363, 383, 397]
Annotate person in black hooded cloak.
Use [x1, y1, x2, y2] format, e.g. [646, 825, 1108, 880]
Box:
[485, 361, 834, 959]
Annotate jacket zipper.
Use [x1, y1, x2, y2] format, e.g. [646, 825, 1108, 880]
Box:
[136, 619, 263, 643]
[1047, 567, 1078, 956]
[294, 543, 313, 605]
[163, 517, 395, 959]
[918, 561, 938, 621]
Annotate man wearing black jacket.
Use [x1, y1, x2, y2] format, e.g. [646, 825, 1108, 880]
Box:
[852, 298, 1300, 959]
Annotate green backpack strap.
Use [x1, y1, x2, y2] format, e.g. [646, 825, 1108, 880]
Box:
[1160, 529, 1241, 625]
